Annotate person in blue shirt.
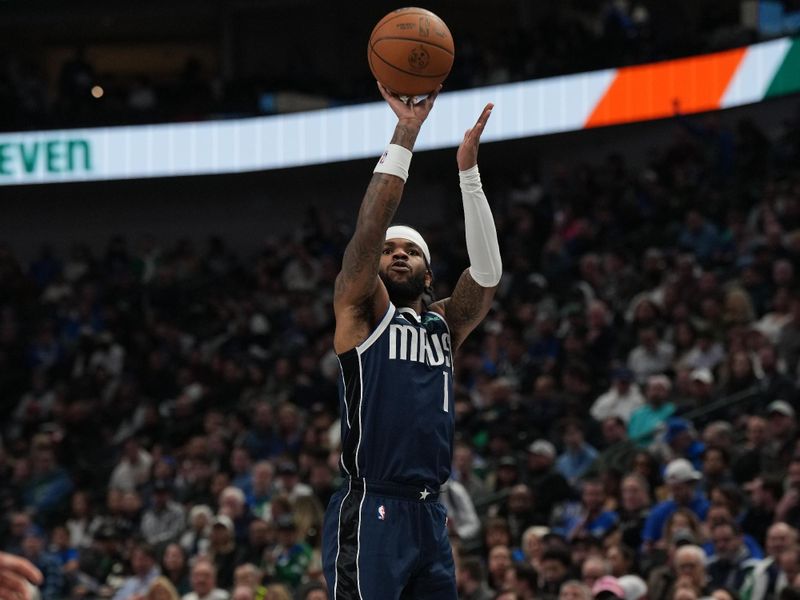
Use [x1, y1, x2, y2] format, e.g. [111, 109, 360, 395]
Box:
[555, 420, 599, 487]
[21, 526, 64, 600]
[662, 418, 705, 469]
[642, 458, 710, 552]
[555, 479, 619, 541]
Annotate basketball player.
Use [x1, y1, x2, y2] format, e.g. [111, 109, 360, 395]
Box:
[321, 82, 501, 599]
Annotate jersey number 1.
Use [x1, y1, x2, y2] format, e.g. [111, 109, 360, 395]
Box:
[443, 372, 449, 412]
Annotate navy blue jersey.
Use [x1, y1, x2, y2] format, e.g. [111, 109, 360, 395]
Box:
[336, 302, 455, 489]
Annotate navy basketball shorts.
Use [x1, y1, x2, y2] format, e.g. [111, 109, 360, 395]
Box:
[322, 478, 457, 600]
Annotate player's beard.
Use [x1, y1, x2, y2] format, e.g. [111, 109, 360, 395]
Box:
[380, 268, 426, 307]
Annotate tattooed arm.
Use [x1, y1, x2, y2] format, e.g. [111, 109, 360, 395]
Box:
[333, 83, 441, 354]
[430, 271, 497, 351]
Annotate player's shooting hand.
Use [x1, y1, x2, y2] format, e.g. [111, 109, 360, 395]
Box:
[377, 82, 442, 127]
[0, 551, 43, 600]
[457, 103, 493, 171]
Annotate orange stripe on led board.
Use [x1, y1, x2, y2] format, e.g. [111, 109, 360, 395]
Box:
[585, 47, 747, 128]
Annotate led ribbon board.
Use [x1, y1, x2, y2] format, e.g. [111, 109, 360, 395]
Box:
[0, 36, 798, 186]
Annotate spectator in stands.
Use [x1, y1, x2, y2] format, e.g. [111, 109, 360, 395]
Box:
[232, 563, 266, 599]
[4, 511, 32, 555]
[628, 375, 675, 446]
[217, 486, 252, 544]
[183, 557, 229, 600]
[681, 329, 725, 373]
[590, 367, 644, 423]
[539, 548, 572, 599]
[741, 522, 798, 600]
[264, 514, 311, 588]
[742, 477, 784, 546]
[754, 344, 795, 409]
[160, 543, 190, 596]
[525, 440, 573, 521]
[505, 561, 539, 599]
[112, 542, 160, 600]
[456, 555, 494, 600]
[146, 576, 181, 600]
[732, 416, 768, 484]
[207, 515, 242, 590]
[659, 417, 705, 469]
[242, 403, 279, 461]
[441, 477, 481, 544]
[701, 447, 733, 493]
[179, 505, 212, 557]
[556, 420, 599, 487]
[591, 416, 637, 477]
[23, 445, 73, 524]
[239, 517, 273, 566]
[521, 525, 549, 574]
[606, 544, 636, 579]
[777, 292, 800, 377]
[19, 526, 61, 600]
[627, 328, 674, 385]
[648, 544, 709, 600]
[706, 520, 761, 589]
[246, 460, 275, 519]
[582, 556, 611, 588]
[616, 474, 652, 552]
[110, 436, 153, 492]
[557, 479, 618, 542]
[642, 459, 709, 551]
[273, 461, 312, 502]
[559, 580, 592, 600]
[763, 400, 796, 471]
[141, 480, 186, 546]
[487, 544, 513, 591]
[294, 580, 328, 600]
[453, 441, 489, 500]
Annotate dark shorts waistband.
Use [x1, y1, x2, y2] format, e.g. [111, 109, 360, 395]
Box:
[348, 478, 440, 502]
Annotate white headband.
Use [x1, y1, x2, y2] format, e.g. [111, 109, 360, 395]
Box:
[385, 225, 431, 266]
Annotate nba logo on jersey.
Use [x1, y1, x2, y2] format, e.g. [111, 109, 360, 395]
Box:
[377, 505, 386, 521]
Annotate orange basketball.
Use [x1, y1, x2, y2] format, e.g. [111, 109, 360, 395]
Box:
[368, 7, 454, 97]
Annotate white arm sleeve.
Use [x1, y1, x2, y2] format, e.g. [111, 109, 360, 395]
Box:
[459, 165, 502, 287]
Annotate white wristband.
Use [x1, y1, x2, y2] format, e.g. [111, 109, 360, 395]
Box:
[374, 144, 412, 182]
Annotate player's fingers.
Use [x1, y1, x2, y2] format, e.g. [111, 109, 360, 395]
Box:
[475, 102, 494, 129]
[0, 571, 31, 600]
[376, 81, 392, 101]
[428, 84, 443, 104]
[0, 554, 42, 586]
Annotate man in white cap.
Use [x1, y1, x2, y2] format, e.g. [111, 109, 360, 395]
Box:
[323, 84, 502, 600]
[764, 400, 797, 470]
[641, 458, 710, 551]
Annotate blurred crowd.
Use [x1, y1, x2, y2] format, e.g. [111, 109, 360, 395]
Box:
[0, 0, 746, 132]
[2, 95, 800, 600]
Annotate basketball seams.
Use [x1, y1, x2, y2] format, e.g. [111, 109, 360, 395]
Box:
[370, 9, 452, 40]
[369, 36, 454, 57]
[368, 47, 452, 79]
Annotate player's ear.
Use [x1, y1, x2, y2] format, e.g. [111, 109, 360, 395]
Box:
[424, 269, 433, 288]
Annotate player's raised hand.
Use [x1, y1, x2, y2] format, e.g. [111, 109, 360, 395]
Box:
[0, 551, 43, 600]
[377, 82, 442, 126]
[457, 103, 494, 171]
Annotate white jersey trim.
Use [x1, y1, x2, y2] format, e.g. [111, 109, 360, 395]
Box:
[332, 479, 352, 599]
[356, 302, 395, 355]
[356, 478, 367, 599]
